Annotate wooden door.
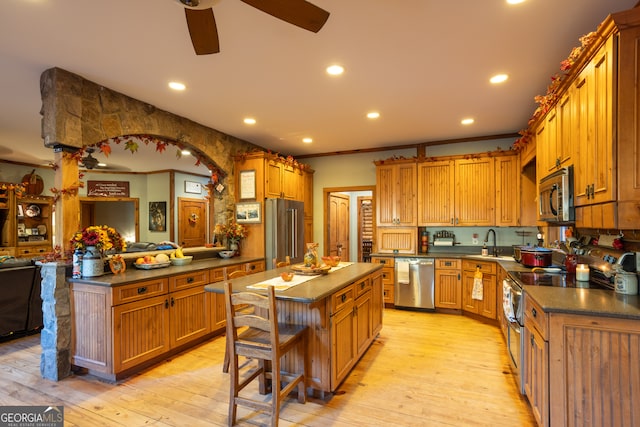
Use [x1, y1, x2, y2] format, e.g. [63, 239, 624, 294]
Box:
[328, 193, 350, 260]
[178, 198, 207, 247]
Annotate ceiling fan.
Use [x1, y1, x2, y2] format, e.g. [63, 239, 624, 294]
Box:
[80, 147, 99, 170]
[178, 0, 330, 55]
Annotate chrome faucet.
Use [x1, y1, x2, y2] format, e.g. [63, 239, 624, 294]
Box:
[485, 229, 498, 257]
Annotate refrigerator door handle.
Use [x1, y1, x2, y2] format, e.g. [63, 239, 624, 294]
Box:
[290, 208, 298, 259]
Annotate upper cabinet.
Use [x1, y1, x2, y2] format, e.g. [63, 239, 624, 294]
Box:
[266, 158, 301, 200]
[0, 187, 53, 258]
[375, 160, 417, 227]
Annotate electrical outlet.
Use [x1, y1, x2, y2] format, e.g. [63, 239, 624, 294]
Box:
[472, 237, 478, 245]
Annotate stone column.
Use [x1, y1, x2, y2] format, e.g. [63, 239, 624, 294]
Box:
[39, 261, 71, 381]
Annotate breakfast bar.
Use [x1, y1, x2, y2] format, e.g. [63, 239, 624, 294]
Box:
[205, 262, 384, 394]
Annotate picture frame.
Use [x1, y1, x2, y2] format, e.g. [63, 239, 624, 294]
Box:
[235, 202, 261, 224]
[149, 201, 167, 232]
[239, 170, 256, 200]
[184, 180, 202, 194]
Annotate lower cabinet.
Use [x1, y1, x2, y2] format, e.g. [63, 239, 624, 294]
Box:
[70, 260, 264, 381]
[461, 260, 497, 319]
[371, 256, 395, 306]
[523, 294, 549, 427]
[330, 273, 382, 390]
[435, 258, 461, 309]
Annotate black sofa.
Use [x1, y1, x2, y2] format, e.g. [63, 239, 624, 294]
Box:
[0, 260, 43, 339]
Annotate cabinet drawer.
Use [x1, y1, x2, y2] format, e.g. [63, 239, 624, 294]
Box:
[380, 268, 395, 285]
[354, 277, 371, 298]
[371, 256, 395, 268]
[209, 267, 225, 283]
[16, 245, 51, 257]
[112, 278, 168, 305]
[245, 260, 265, 274]
[524, 294, 548, 339]
[331, 285, 355, 314]
[383, 284, 395, 305]
[436, 258, 461, 270]
[462, 260, 496, 275]
[169, 270, 209, 292]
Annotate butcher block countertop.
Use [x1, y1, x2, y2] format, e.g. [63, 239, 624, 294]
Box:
[205, 262, 383, 303]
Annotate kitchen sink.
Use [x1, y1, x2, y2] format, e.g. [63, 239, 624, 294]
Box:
[466, 254, 516, 261]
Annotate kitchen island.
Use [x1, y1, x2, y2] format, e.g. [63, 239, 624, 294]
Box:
[205, 262, 384, 394]
[67, 256, 264, 381]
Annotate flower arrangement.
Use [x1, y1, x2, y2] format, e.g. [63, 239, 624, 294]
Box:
[70, 225, 127, 253]
[214, 221, 248, 242]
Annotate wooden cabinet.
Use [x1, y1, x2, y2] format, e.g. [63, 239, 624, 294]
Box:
[574, 36, 614, 208]
[371, 256, 395, 306]
[417, 157, 500, 227]
[495, 155, 521, 226]
[234, 152, 313, 259]
[523, 294, 549, 427]
[70, 260, 260, 381]
[375, 227, 416, 255]
[330, 274, 382, 389]
[461, 260, 497, 320]
[375, 160, 417, 227]
[0, 192, 54, 258]
[434, 258, 461, 309]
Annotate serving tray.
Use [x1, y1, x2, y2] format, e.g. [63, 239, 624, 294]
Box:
[290, 264, 331, 275]
[134, 261, 171, 270]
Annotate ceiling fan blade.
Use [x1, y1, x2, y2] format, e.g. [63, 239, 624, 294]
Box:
[184, 7, 220, 55]
[240, 0, 330, 33]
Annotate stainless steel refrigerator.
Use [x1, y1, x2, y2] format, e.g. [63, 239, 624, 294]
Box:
[265, 198, 305, 269]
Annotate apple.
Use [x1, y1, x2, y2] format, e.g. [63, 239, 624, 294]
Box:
[143, 255, 155, 264]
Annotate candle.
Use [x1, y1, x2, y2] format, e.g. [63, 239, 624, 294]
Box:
[576, 264, 590, 281]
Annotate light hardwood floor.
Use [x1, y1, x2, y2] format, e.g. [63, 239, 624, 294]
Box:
[0, 309, 535, 426]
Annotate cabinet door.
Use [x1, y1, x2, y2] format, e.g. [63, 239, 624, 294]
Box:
[542, 109, 558, 173]
[395, 162, 417, 225]
[455, 158, 495, 226]
[435, 269, 461, 309]
[417, 160, 454, 226]
[208, 267, 226, 332]
[495, 155, 520, 226]
[523, 324, 548, 427]
[265, 160, 283, 199]
[370, 271, 383, 335]
[375, 227, 416, 254]
[376, 162, 416, 226]
[376, 164, 396, 226]
[461, 270, 480, 314]
[355, 290, 372, 355]
[573, 69, 591, 207]
[557, 91, 573, 167]
[479, 275, 497, 320]
[113, 295, 171, 373]
[331, 301, 356, 387]
[170, 286, 209, 348]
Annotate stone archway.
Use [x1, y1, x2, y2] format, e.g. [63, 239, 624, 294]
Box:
[40, 67, 263, 248]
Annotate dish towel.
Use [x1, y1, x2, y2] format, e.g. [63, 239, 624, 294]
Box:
[502, 280, 516, 322]
[396, 261, 410, 284]
[472, 268, 484, 300]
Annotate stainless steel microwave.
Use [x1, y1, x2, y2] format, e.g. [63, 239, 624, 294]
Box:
[539, 166, 574, 223]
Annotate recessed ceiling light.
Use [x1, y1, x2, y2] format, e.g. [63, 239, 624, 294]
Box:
[461, 118, 475, 125]
[506, 0, 525, 4]
[367, 112, 380, 119]
[326, 65, 344, 76]
[490, 74, 509, 84]
[244, 118, 256, 125]
[302, 137, 313, 144]
[168, 81, 186, 91]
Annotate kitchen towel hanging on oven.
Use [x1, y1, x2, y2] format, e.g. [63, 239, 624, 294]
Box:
[472, 267, 483, 300]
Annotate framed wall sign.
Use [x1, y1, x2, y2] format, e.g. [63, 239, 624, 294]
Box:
[185, 181, 202, 194]
[239, 170, 256, 200]
[235, 202, 261, 224]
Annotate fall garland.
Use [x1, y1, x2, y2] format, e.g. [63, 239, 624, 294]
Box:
[512, 31, 599, 151]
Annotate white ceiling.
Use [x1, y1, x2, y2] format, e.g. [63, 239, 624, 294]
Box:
[0, 0, 637, 175]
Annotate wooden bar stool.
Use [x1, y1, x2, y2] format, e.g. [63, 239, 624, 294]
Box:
[222, 269, 248, 373]
[272, 256, 291, 268]
[223, 281, 307, 426]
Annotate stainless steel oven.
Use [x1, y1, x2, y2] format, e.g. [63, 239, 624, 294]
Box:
[502, 275, 524, 394]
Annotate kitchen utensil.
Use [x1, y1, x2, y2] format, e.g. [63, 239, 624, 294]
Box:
[615, 271, 638, 294]
[520, 247, 553, 267]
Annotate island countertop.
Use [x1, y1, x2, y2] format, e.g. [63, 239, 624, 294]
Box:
[205, 262, 383, 303]
[67, 256, 264, 287]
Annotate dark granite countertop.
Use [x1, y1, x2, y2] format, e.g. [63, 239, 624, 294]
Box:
[205, 262, 383, 304]
[67, 256, 264, 287]
[524, 286, 640, 320]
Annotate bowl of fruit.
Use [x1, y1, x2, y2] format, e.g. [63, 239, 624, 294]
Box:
[280, 272, 294, 282]
[170, 255, 193, 266]
[321, 256, 341, 267]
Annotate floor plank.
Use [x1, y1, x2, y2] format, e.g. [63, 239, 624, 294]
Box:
[0, 309, 535, 426]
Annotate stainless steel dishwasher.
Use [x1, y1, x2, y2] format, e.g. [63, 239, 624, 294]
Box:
[394, 257, 435, 309]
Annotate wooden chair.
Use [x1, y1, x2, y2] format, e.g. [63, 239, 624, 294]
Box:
[222, 269, 248, 373]
[223, 281, 307, 426]
[272, 256, 291, 268]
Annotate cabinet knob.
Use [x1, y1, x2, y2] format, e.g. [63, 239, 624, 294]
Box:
[187, 277, 194, 283]
[341, 294, 347, 303]
[532, 308, 537, 318]
[137, 287, 147, 294]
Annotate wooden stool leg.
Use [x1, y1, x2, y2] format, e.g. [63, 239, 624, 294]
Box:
[222, 345, 230, 373]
